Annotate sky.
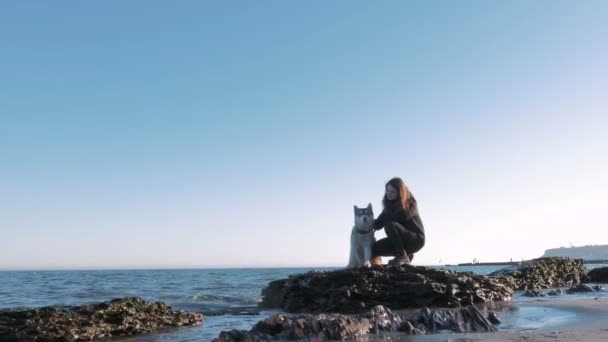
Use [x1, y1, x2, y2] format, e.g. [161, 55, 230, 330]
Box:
[1, 1, 607, 270]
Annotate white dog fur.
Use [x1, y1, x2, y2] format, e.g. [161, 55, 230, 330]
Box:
[347, 204, 377, 268]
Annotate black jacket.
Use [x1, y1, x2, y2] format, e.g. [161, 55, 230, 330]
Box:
[373, 195, 425, 239]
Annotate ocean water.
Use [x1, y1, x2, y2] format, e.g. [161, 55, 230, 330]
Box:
[1, 264, 606, 341]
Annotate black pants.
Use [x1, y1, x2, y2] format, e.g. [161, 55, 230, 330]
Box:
[372, 222, 424, 257]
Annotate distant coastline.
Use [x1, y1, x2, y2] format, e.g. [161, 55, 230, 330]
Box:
[448, 245, 608, 266]
[543, 244, 608, 260]
[454, 259, 608, 267]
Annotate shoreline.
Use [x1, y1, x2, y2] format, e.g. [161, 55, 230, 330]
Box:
[127, 294, 608, 341]
[381, 297, 608, 342]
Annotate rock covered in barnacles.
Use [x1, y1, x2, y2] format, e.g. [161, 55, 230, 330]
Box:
[0, 297, 203, 341]
[260, 264, 513, 313]
[489, 257, 586, 290]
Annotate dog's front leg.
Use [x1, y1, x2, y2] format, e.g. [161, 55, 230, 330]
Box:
[363, 243, 373, 268]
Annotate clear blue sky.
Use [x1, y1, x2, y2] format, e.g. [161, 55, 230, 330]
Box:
[1, 1, 607, 269]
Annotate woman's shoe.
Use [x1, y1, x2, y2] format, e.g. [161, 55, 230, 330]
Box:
[388, 254, 411, 266]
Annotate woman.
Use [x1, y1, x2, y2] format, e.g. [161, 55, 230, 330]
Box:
[372, 177, 425, 266]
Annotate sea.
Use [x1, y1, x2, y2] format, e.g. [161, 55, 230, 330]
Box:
[1, 264, 607, 341]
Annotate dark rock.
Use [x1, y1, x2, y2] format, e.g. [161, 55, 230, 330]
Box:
[547, 289, 566, 296]
[489, 257, 586, 290]
[523, 289, 546, 297]
[259, 265, 513, 313]
[406, 306, 497, 334]
[487, 312, 501, 325]
[593, 285, 607, 291]
[0, 297, 203, 341]
[587, 267, 608, 283]
[567, 284, 597, 293]
[212, 305, 496, 341]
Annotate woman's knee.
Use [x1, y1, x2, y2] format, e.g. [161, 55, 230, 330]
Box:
[406, 239, 425, 254]
[372, 238, 392, 257]
[385, 222, 401, 236]
[372, 243, 383, 257]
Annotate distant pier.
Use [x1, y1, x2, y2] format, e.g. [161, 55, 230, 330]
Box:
[456, 261, 521, 266]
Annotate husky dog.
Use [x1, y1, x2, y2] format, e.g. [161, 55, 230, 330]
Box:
[347, 204, 381, 268]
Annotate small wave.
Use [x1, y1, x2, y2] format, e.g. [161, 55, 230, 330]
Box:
[171, 302, 261, 317]
[201, 306, 261, 316]
[190, 294, 259, 305]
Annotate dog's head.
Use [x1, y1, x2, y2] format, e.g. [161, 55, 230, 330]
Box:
[354, 203, 374, 227]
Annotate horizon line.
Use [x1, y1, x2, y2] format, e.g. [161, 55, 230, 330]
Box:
[0, 264, 449, 272]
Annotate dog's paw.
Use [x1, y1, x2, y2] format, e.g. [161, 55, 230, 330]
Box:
[363, 261, 371, 268]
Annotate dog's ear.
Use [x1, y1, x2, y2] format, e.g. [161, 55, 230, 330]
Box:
[354, 205, 358, 212]
[367, 203, 372, 210]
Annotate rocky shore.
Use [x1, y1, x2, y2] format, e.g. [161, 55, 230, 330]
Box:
[1, 258, 601, 341]
[213, 257, 608, 342]
[0, 297, 203, 341]
[215, 257, 591, 341]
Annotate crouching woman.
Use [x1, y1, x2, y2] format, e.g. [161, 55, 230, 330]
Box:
[372, 177, 425, 266]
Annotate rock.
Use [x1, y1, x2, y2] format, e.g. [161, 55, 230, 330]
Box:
[259, 265, 513, 313]
[488, 312, 501, 325]
[587, 267, 608, 283]
[0, 297, 203, 341]
[523, 289, 546, 297]
[212, 305, 496, 341]
[547, 289, 566, 296]
[489, 257, 586, 290]
[407, 306, 497, 334]
[566, 284, 603, 294]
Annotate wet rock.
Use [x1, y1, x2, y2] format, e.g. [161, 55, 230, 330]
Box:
[489, 257, 586, 290]
[407, 306, 497, 334]
[567, 284, 595, 293]
[487, 312, 501, 325]
[523, 289, 546, 297]
[212, 305, 496, 341]
[0, 297, 203, 341]
[259, 265, 513, 313]
[587, 267, 608, 283]
[547, 289, 566, 296]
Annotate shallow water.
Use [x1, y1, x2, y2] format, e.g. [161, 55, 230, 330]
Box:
[473, 300, 581, 332]
[1, 264, 605, 340]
